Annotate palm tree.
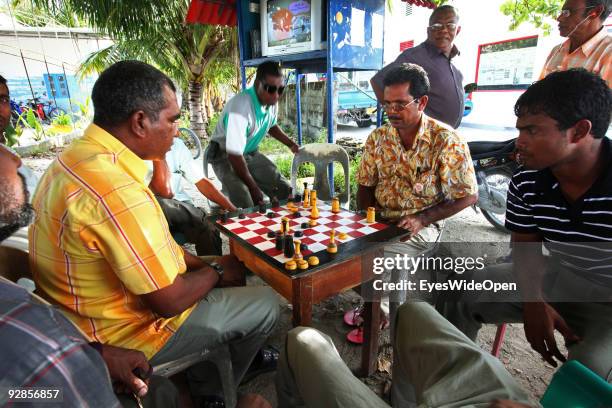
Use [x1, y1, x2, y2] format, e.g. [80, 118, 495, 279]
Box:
[31, 0, 238, 138]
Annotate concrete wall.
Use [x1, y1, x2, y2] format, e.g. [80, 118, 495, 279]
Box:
[278, 79, 331, 141]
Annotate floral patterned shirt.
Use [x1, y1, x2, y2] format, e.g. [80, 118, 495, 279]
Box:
[357, 115, 477, 219]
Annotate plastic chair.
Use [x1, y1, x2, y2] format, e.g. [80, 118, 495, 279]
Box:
[153, 345, 237, 408]
[540, 360, 612, 407]
[202, 143, 222, 212]
[491, 323, 507, 357]
[290, 143, 350, 207]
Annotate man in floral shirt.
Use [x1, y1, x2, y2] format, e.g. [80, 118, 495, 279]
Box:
[357, 63, 477, 405]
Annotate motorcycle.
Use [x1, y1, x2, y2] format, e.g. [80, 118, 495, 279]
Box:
[468, 139, 517, 232]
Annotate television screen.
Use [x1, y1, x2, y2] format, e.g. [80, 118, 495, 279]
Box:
[267, 0, 312, 48]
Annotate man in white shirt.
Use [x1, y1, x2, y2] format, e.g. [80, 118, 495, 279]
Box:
[148, 136, 236, 256]
[208, 61, 299, 208]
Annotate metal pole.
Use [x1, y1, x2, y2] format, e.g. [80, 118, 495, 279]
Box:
[326, 0, 334, 193]
[236, 0, 247, 90]
[62, 63, 75, 117]
[296, 70, 302, 146]
[19, 51, 36, 103]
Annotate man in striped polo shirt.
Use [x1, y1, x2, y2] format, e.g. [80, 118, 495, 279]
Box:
[440, 69, 612, 382]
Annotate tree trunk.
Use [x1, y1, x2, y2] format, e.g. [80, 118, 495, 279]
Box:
[188, 80, 207, 139]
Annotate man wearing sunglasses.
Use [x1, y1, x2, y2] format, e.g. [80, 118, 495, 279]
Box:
[209, 61, 299, 208]
[371, 5, 464, 129]
[540, 0, 610, 86]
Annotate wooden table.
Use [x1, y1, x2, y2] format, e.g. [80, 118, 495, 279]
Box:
[215, 205, 409, 376]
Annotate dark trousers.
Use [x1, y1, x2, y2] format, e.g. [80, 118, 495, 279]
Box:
[156, 196, 222, 256]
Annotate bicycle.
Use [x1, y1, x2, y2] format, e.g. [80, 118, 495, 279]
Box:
[177, 127, 202, 160]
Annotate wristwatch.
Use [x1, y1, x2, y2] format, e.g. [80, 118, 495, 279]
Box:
[209, 261, 224, 277]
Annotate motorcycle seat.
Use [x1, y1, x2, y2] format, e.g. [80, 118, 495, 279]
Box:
[468, 139, 516, 160]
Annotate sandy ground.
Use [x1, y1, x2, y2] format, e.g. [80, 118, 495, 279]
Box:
[22, 149, 560, 407]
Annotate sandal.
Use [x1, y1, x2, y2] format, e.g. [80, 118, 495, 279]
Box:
[343, 305, 364, 327]
[346, 317, 390, 345]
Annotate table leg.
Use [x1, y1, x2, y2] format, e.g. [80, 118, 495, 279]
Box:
[292, 277, 313, 326]
[360, 290, 381, 376]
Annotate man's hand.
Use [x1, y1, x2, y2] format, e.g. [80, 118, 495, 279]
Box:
[216, 255, 247, 287]
[249, 185, 265, 206]
[488, 400, 534, 408]
[101, 345, 151, 398]
[523, 302, 580, 367]
[289, 142, 300, 154]
[397, 213, 427, 237]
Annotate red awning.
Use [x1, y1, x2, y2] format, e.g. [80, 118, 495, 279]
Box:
[186, 0, 237, 26]
[401, 0, 437, 9]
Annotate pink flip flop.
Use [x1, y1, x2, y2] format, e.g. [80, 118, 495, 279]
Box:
[343, 306, 364, 327]
[346, 318, 390, 344]
[347, 327, 364, 344]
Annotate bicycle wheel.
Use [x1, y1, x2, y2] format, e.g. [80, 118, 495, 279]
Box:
[177, 127, 202, 160]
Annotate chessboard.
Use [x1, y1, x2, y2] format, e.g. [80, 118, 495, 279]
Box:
[215, 201, 405, 272]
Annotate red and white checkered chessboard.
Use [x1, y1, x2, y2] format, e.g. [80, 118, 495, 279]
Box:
[217, 203, 389, 267]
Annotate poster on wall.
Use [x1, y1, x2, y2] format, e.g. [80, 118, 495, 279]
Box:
[267, 0, 312, 47]
[476, 36, 538, 90]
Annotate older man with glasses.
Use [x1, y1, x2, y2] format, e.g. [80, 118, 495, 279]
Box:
[540, 0, 611, 86]
[371, 5, 465, 128]
[209, 61, 299, 209]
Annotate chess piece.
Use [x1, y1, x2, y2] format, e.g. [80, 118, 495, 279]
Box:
[301, 243, 308, 251]
[285, 260, 297, 271]
[338, 232, 348, 240]
[294, 230, 303, 238]
[327, 229, 338, 254]
[310, 195, 319, 219]
[259, 203, 266, 213]
[284, 235, 295, 258]
[221, 211, 229, 223]
[310, 190, 317, 207]
[331, 197, 340, 213]
[267, 230, 276, 238]
[308, 219, 317, 227]
[280, 217, 290, 234]
[366, 207, 375, 224]
[293, 211, 301, 218]
[293, 240, 303, 261]
[308, 256, 319, 266]
[294, 194, 302, 203]
[301, 222, 309, 229]
[238, 212, 246, 219]
[267, 212, 275, 218]
[275, 233, 284, 250]
[297, 259, 309, 270]
[303, 183, 310, 208]
[271, 196, 280, 208]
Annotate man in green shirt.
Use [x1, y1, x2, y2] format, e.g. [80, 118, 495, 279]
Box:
[209, 61, 299, 208]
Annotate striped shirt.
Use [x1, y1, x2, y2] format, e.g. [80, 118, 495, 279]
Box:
[505, 138, 612, 286]
[540, 27, 611, 87]
[0, 278, 119, 407]
[29, 124, 193, 359]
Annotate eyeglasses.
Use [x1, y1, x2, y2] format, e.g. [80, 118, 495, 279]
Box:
[558, 6, 596, 18]
[382, 99, 418, 112]
[428, 22, 458, 32]
[261, 83, 285, 96]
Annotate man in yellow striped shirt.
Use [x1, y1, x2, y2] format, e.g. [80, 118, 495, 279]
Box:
[29, 61, 279, 404]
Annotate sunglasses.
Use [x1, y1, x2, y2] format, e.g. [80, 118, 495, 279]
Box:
[261, 83, 285, 96]
[382, 98, 418, 112]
